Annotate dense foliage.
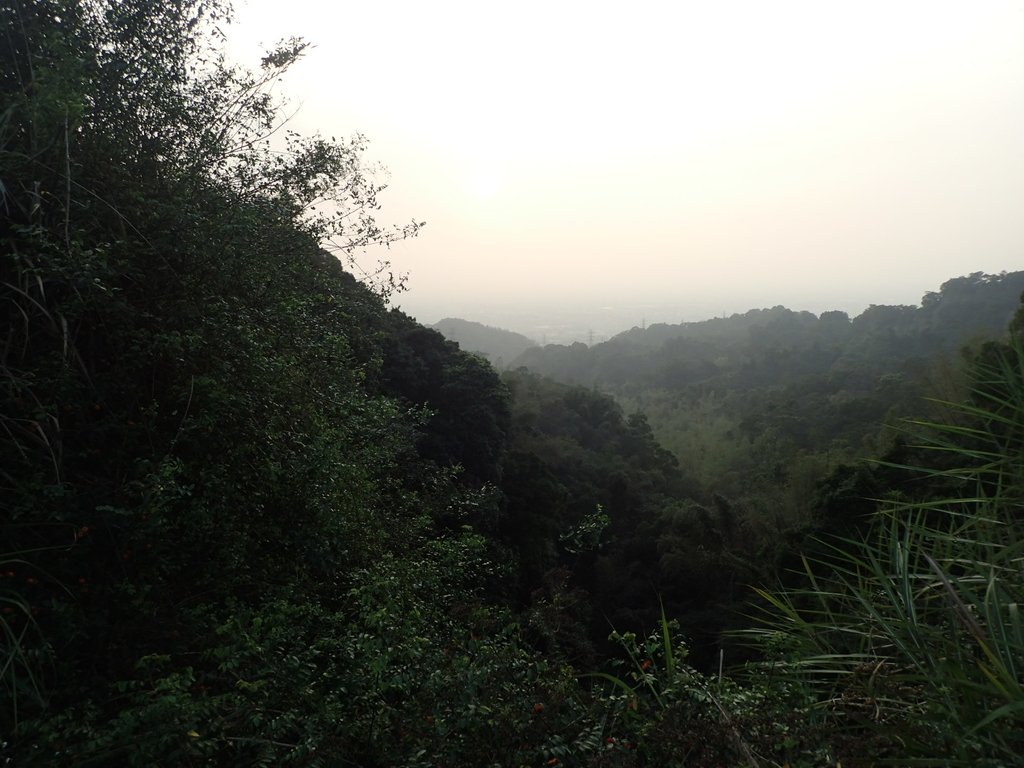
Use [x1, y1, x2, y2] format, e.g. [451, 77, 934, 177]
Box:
[0, 2, 575, 763]
[743, 326, 1024, 766]
[510, 280, 1023, 610]
[3, 1, 1023, 765]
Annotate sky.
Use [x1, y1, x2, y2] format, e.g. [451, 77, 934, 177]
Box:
[226, 0, 1024, 342]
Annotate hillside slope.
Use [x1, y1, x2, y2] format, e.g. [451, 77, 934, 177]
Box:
[432, 317, 538, 366]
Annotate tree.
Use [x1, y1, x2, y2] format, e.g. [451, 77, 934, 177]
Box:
[0, 0, 448, 759]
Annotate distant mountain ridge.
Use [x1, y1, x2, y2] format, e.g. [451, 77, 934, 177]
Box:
[511, 271, 1024, 385]
[604, 271, 1024, 350]
[431, 317, 538, 367]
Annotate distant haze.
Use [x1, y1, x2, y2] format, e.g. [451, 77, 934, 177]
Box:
[227, 1, 1024, 341]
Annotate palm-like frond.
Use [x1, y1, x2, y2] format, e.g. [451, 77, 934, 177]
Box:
[745, 337, 1024, 765]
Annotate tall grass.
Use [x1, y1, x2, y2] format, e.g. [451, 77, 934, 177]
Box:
[747, 337, 1024, 765]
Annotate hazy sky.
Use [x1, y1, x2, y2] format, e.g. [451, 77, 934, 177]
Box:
[227, 0, 1024, 339]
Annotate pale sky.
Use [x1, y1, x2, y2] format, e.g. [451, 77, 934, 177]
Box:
[227, 0, 1024, 340]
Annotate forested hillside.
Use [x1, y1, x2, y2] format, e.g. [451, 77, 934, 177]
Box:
[431, 317, 537, 367]
[3, 1, 1023, 765]
[0, 2, 556, 762]
[512, 275, 1024, 536]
